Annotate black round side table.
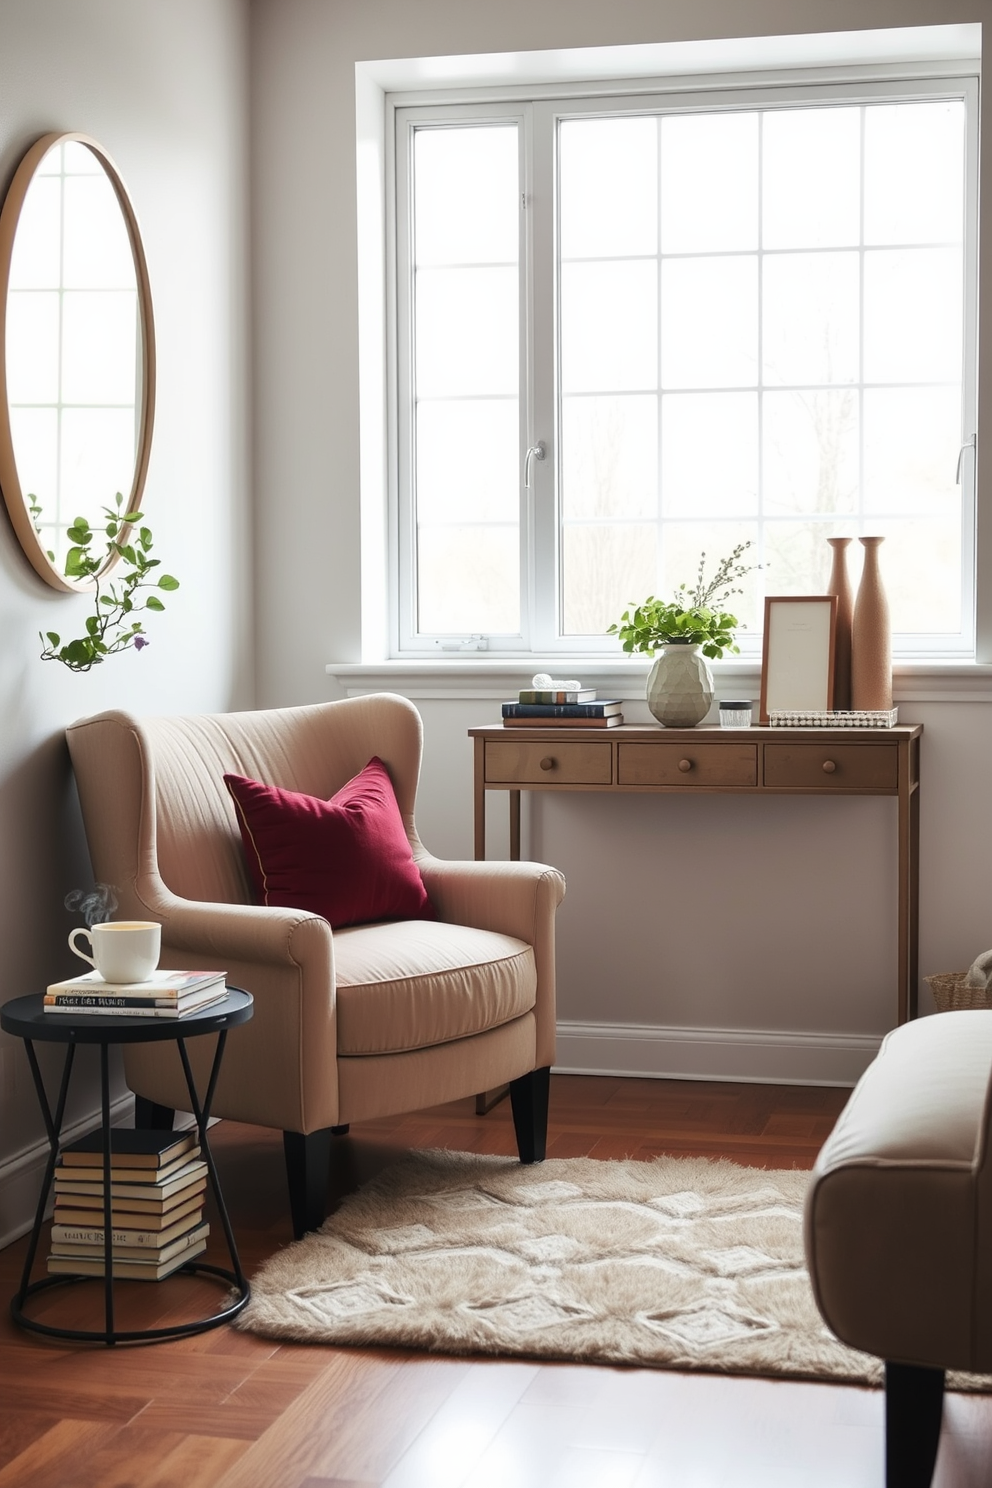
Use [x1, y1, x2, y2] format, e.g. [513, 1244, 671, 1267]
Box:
[1, 988, 253, 1345]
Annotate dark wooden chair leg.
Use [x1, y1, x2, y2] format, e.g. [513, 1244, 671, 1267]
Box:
[509, 1066, 550, 1164]
[134, 1096, 175, 1130]
[885, 1361, 944, 1488]
[283, 1128, 333, 1239]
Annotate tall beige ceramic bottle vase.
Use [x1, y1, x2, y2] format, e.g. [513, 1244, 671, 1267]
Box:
[826, 537, 854, 711]
[851, 536, 892, 710]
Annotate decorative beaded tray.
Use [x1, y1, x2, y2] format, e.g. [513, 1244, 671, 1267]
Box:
[768, 708, 899, 729]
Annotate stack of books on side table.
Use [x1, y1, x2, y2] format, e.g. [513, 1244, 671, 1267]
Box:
[48, 1129, 210, 1280]
[43, 968, 228, 1018]
[501, 688, 624, 728]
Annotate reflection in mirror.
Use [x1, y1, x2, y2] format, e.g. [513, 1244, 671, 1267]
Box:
[0, 133, 155, 590]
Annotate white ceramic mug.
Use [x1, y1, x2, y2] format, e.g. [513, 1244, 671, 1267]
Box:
[68, 920, 161, 983]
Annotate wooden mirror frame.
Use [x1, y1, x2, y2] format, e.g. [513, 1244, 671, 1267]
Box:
[0, 132, 156, 592]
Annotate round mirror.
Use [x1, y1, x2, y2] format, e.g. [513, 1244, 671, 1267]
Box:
[0, 132, 155, 591]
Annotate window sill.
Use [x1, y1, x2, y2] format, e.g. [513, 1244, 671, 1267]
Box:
[327, 658, 992, 704]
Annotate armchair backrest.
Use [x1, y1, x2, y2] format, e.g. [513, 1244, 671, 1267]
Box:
[66, 694, 426, 915]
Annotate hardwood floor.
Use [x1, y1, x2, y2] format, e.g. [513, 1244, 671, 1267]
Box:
[0, 1074, 989, 1487]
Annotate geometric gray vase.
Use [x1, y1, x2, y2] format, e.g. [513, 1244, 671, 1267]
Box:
[646, 644, 715, 727]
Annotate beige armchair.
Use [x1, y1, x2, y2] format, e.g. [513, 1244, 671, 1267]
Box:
[804, 1011, 992, 1488]
[66, 695, 565, 1237]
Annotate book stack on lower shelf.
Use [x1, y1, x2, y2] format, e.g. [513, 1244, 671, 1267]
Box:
[44, 969, 228, 1018]
[501, 688, 624, 729]
[48, 1128, 210, 1281]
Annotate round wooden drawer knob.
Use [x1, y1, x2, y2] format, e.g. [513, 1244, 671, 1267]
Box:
[539, 756, 556, 771]
[678, 758, 693, 773]
[822, 760, 837, 774]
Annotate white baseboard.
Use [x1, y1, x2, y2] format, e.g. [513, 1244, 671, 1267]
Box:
[553, 1020, 882, 1087]
[0, 1092, 135, 1251]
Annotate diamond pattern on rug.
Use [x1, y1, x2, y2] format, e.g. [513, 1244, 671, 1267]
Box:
[703, 1246, 796, 1278]
[649, 1190, 707, 1219]
[507, 1180, 584, 1205]
[638, 1302, 779, 1351]
[516, 1233, 582, 1263]
[462, 1292, 594, 1332]
[288, 1276, 414, 1324]
[366, 1223, 437, 1253]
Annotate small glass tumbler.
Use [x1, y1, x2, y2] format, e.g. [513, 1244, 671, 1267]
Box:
[719, 700, 752, 728]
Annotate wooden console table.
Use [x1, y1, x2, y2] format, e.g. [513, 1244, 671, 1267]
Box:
[469, 723, 922, 1023]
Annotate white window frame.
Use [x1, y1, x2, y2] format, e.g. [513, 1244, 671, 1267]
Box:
[388, 62, 980, 661]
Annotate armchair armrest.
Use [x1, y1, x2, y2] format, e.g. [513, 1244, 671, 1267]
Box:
[127, 888, 341, 1131]
[151, 891, 335, 972]
[417, 856, 565, 1067]
[417, 855, 565, 940]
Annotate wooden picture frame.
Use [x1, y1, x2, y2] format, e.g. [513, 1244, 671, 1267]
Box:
[759, 596, 838, 724]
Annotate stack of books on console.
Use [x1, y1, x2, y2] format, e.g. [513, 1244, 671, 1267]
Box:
[501, 687, 624, 728]
[48, 1128, 210, 1281]
[44, 968, 228, 1018]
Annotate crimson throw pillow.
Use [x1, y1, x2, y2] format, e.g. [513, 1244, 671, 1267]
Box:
[224, 757, 434, 930]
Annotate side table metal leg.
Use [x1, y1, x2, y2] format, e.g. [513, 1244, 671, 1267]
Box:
[100, 1043, 115, 1343]
[16, 1040, 75, 1307]
[175, 1033, 247, 1293]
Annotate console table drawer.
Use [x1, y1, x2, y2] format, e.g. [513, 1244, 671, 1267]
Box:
[485, 741, 613, 785]
[763, 743, 898, 790]
[618, 743, 757, 787]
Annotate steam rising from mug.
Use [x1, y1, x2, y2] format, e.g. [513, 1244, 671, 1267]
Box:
[65, 884, 118, 928]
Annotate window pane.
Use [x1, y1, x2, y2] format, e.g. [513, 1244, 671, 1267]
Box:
[414, 126, 518, 265]
[561, 394, 657, 520]
[863, 387, 960, 518]
[63, 175, 137, 290]
[763, 252, 860, 386]
[559, 117, 657, 259]
[763, 107, 860, 249]
[561, 522, 657, 637]
[415, 266, 518, 399]
[9, 176, 61, 289]
[61, 291, 138, 404]
[863, 248, 962, 384]
[869, 519, 961, 634]
[660, 521, 760, 634]
[417, 525, 518, 633]
[6, 291, 59, 402]
[763, 390, 859, 516]
[661, 257, 758, 388]
[660, 112, 758, 253]
[661, 392, 758, 517]
[417, 399, 517, 523]
[61, 407, 137, 517]
[864, 102, 965, 246]
[561, 260, 657, 393]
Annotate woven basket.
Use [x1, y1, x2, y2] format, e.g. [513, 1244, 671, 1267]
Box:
[925, 972, 992, 1013]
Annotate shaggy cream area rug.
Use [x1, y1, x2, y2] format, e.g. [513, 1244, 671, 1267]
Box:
[236, 1149, 979, 1388]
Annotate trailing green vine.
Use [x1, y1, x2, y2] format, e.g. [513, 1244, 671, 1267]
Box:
[38, 492, 179, 672]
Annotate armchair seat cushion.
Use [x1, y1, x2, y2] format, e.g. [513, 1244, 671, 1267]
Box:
[333, 919, 537, 1055]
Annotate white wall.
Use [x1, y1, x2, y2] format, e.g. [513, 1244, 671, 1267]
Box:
[0, 0, 252, 1243]
[250, 0, 992, 1088]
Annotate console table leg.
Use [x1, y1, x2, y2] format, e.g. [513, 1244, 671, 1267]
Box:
[509, 790, 521, 862]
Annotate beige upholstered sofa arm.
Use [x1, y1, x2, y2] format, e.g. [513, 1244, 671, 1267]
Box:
[417, 856, 565, 1068]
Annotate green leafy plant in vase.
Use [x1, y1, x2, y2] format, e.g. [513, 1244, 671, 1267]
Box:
[38, 492, 180, 673]
[608, 542, 759, 728]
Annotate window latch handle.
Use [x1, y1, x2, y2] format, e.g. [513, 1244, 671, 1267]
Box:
[524, 441, 546, 490]
[956, 432, 977, 484]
